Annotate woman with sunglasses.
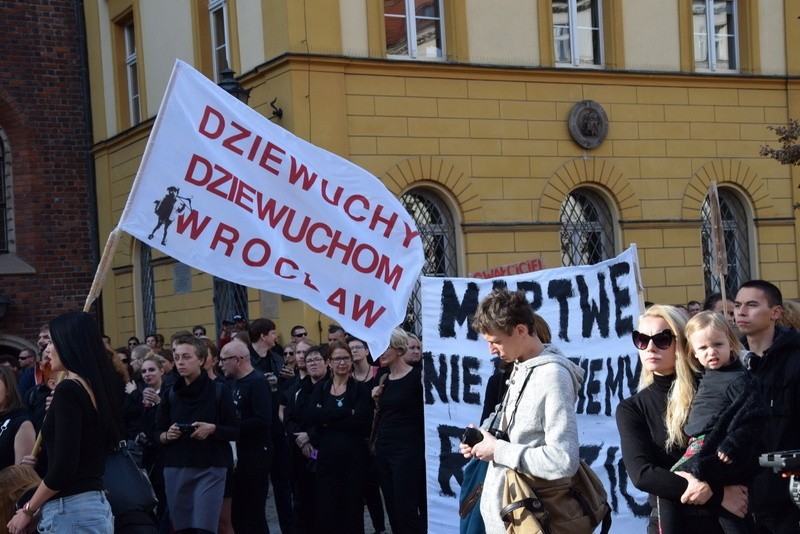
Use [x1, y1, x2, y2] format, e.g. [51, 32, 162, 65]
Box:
[616, 305, 749, 534]
[306, 341, 371, 532]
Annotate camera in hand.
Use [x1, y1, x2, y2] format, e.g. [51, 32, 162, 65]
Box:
[462, 427, 483, 447]
[759, 450, 800, 509]
[176, 423, 195, 435]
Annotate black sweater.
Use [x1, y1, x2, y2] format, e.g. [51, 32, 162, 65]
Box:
[42, 380, 109, 498]
[155, 370, 239, 468]
[616, 374, 723, 516]
[229, 369, 272, 453]
[306, 377, 372, 450]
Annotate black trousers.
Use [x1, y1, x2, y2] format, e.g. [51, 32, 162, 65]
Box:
[376, 441, 426, 534]
[289, 444, 316, 534]
[314, 442, 367, 533]
[232, 447, 272, 534]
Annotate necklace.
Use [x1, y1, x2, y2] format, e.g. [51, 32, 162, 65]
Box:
[333, 394, 345, 407]
[353, 367, 371, 382]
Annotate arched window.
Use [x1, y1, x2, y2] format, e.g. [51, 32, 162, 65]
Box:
[400, 188, 458, 335]
[701, 187, 751, 296]
[560, 187, 616, 266]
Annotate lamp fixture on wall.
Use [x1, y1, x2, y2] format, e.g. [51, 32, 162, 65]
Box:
[217, 67, 283, 122]
[217, 67, 251, 104]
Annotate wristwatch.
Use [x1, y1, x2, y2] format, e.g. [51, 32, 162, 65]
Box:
[21, 502, 38, 516]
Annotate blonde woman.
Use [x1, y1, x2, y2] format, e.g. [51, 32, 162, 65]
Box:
[616, 305, 748, 534]
[371, 327, 426, 533]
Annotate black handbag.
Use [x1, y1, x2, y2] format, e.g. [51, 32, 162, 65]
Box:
[103, 441, 158, 515]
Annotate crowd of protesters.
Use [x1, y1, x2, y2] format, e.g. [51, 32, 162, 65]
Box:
[0, 316, 426, 534]
[2, 278, 800, 533]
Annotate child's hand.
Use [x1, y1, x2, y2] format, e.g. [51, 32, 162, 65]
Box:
[717, 450, 733, 464]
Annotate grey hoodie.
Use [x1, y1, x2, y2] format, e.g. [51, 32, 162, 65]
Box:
[479, 344, 585, 533]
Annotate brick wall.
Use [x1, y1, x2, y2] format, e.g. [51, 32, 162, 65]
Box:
[0, 1, 97, 342]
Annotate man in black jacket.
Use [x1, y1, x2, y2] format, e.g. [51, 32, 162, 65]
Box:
[221, 338, 273, 534]
[735, 279, 800, 533]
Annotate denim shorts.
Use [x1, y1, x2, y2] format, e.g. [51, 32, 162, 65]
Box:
[38, 490, 113, 534]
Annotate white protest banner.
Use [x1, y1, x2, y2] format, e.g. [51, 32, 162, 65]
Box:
[117, 60, 424, 355]
[421, 245, 648, 533]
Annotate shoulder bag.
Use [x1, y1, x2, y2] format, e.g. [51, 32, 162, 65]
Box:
[103, 440, 158, 516]
[499, 367, 612, 534]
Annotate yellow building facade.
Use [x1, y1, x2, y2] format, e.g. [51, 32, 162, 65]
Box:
[84, 0, 800, 343]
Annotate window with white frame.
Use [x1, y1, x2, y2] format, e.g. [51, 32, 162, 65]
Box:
[560, 188, 616, 266]
[123, 21, 141, 124]
[552, 0, 603, 67]
[209, 0, 230, 81]
[400, 189, 458, 335]
[384, 0, 444, 60]
[701, 187, 751, 296]
[693, 0, 738, 72]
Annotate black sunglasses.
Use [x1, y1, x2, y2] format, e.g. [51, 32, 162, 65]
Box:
[632, 329, 675, 350]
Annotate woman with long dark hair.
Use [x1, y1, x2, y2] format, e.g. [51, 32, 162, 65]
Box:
[7, 311, 125, 534]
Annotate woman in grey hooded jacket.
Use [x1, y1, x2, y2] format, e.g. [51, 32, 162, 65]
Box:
[460, 288, 584, 533]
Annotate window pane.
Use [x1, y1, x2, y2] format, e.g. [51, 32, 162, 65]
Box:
[415, 16, 442, 58]
[553, 0, 572, 64]
[712, 1, 736, 70]
[692, 0, 710, 69]
[125, 23, 136, 56]
[212, 7, 228, 77]
[128, 65, 140, 124]
[385, 15, 408, 56]
[576, 0, 602, 66]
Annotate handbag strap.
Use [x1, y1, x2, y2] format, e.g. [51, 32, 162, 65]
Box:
[500, 366, 535, 435]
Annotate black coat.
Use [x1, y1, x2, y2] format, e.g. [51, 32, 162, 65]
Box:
[681, 370, 769, 485]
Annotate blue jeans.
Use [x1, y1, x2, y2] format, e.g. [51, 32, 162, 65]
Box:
[38, 490, 113, 533]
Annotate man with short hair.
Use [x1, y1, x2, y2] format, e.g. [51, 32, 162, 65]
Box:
[327, 324, 346, 344]
[15, 348, 36, 396]
[460, 288, 584, 533]
[220, 339, 273, 533]
[233, 314, 248, 334]
[17, 348, 35, 371]
[687, 300, 702, 317]
[19, 326, 51, 398]
[735, 280, 800, 532]
[290, 325, 308, 344]
[248, 318, 293, 533]
[36, 325, 50, 353]
[193, 325, 207, 338]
